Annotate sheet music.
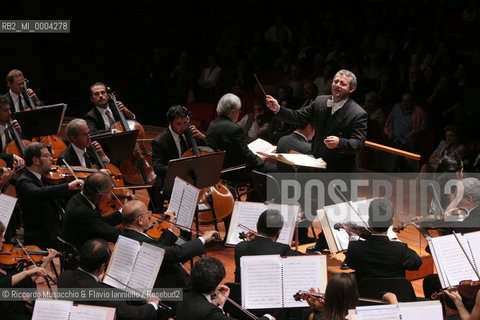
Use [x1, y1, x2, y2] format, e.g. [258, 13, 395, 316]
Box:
[466, 231, 480, 273]
[103, 236, 140, 290]
[128, 242, 165, 291]
[32, 299, 72, 320]
[247, 138, 276, 155]
[398, 301, 443, 320]
[168, 177, 200, 231]
[241, 255, 283, 309]
[70, 304, 115, 320]
[226, 202, 298, 246]
[281, 255, 327, 308]
[428, 233, 479, 288]
[0, 193, 17, 229]
[356, 304, 400, 320]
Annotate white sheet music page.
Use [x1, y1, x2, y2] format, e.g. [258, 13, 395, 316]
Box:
[168, 177, 200, 231]
[226, 201, 267, 246]
[266, 203, 298, 245]
[103, 236, 140, 290]
[0, 193, 17, 229]
[356, 304, 400, 320]
[32, 299, 73, 320]
[281, 255, 327, 308]
[70, 304, 116, 320]
[127, 242, 165, 292]
[398, 300, 443, 320]
[241, 255, 283, 309]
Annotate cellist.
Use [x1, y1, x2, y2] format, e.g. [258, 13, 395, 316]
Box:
[5, 69, 42, 113]
[57, 118, 110, 172]
[15, 143, 83, 249]
[84, 82, 135, 135]
[0, 96, 26, 167]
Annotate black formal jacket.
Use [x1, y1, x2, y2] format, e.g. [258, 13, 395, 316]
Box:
[58, 269, 158, 320]
[57, 143, 100, 167]
[276, 131, 313, 172]
[16, 169, 75, 249]
[83, 102, 123, 135]
[61, 192, 122, 250]
[176, 291, 269, 320]
[275, 95, 368, 172]
[452, 206, 480, 234]
[234, 235, 304, 283]
[206, 115, 275, 183]
[0, 153, 14, 167]
[118, 228, 205, 289]
[344, 235, 422, 283]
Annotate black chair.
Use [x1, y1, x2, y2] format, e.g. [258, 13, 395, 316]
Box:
[56, 236, 80, 272]
[250, 170, 281, 203]
[358, 277, 417, 302]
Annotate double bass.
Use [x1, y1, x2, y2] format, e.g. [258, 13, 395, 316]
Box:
[181, 110, 234, 226]
[108, 88, 156, 185]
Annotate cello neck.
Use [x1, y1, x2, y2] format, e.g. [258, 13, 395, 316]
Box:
[23, 79, 37, 110]
[88, 144, 106, 170]
[184, 109, 200, 156]
[8, 119, 25, 156]
[108, 88, 130, 131]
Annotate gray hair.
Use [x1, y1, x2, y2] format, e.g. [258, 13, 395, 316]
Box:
[216, 93, 241, 117]
[66, 118, 88, 139]
[460, 177, 480, 205]
[336, 69, 357, 89]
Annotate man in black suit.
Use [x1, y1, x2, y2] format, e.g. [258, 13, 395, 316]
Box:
[57, 118, 110, 169]
[344, 198, 422, 283]
[6, 69, 42, 113]
[234, 209, 304, 282]
[452, 177, 480, 233]
[84, 82, 135, 135]
[151, 105, 206, 192]
[15, 143, 83, 249]
[176, 257, 274, 320]
[266, 69, 367, 173]
[57, 239, 162, 320]
[61, 172, 132, 250]
[206, 93, 275, 183]
[276, 122, 315, 172]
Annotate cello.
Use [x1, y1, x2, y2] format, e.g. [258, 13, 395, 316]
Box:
[22, 79, 67, 159]
[108, 88, 156, 185]
[181, 109, 234, 227]
[5, 118, 31, 158]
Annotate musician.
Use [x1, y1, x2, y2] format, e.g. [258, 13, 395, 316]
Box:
[276, 122, 315, 172]
[206, 93, 275, 183]
[444, 290, 480, 320]
[5, 69, 42, 113]
[152, 105, 206, 191]
[176, 256, 274, 320]
[57, 118, 110, 169]
[266, 69, 367, 173]
[16, 143, 83, 249]
[451, 177, 480, 233]
[0, 96, 26, 170]
[84, 82, 135, 135]
[0, 165, 14, 188]
[61, 172, 128, 250]
[0, 221, 57, 320]
[57, 238, 162, 320]
[234, 209, 304, 283]
[344, 198, 422, 283]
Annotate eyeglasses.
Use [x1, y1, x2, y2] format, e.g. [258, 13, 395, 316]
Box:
[40, 153, 53, 158]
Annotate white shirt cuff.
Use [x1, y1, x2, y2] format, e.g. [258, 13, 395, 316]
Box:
[199, 237, 206, 245]
[349, 235, 360, 242]
[263, 314, 274, 320]
[148, 302, 158, 310]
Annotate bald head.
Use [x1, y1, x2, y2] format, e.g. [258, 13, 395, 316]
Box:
[122, 200, 148, 226]
[83, 172, 112, 201]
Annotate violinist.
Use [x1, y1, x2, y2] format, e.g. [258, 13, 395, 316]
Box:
[0, 221, 57, 320]
[5, 69, 42, 113]
[57, 118, 110, 170]
[119, 200, 219, 315]
[15, 143, 83, 249]
[84, 82, 135, 135]
[443, 290, 480, 320]
[234, 209, 304, 283]
[151, 105, 206, 192]
[176, 256, 275, 320]
[61, 172, 132, 250]
[344, 198, 422, 283]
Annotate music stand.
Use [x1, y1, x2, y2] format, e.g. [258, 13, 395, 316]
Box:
[13, 103, 67, 139]
[162, 151, 226, 237]
[91, 130, 139, 165]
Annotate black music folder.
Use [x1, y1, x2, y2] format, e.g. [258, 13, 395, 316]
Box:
[13, 103, 67, 139]
[91, 130, 139, 164]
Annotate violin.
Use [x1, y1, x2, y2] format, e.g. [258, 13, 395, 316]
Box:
[293, 290, 325, 310]
[334, 222, 371, 239]
[238, 224, 257, 241]
[108, 88, 156, 185]
[22, 79, 67, 158]
[431, 280, 480, 301]
[181, 109, 234, 226]
[0, 243, 61, 266]
[43, 164, 123, 185]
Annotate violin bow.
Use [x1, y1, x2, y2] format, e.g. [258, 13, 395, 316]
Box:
[14, 238, 57, 286]
[452, 231, 480, 280]
[333, 184, 372, 232]
[216, 290, 258, 320]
